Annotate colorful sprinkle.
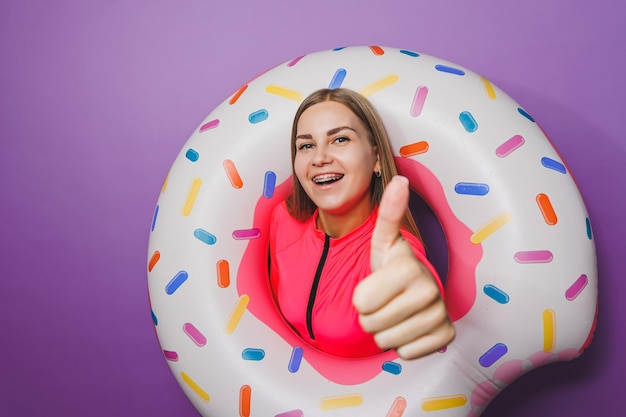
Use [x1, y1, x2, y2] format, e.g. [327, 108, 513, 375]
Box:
[163, 350, 178, 361]
[161, 174, 168, 193]
[496, 135, 525, 157]
[359, 74, 399, 98]
[586, 218, 593, 239]
[217, 259, 230, 288]
[276, 411, 304, 417]
[481, 76, 497, 99]
[369, 45, 385, 55]
[514, 250, 553, 263]
[266, 85, 302, 101]
[181, 372, 210, 402]
[459, 111, 478, 132]
[232, 228, 261, 240]
[182, 177, 202, 217]
[410, 86, 428, 117]
[541, 157, 567, 174]
[386, 397, 407, 417]
[263, 171, 276, 198]
[536, 193, 558, 225]
[320, 394, 363, 410]
[543, 309, 556, 351]
[224, 294, 250, 335]
[183, 322, 207, 347]
[287, 55, 305, 67]
[454, 182, 489, 196]
[566, 274, 588, 301]
[479, 343, 508, 367]
[224, 159, 243, 189]
[382, 361, 402, 375]
[166, 271, 188, 295]
[185, 148, 199, 162]
[470, 212, 512, 244]
[199, 119, 219, 132]
[151, 310, 158, 326]
[248, 109, 269, 124]
[288, 347, 304, 373]
[194, 228, 217, 245]
[435, 64, 465, 76]
[329, 68, 347, 89]
[400, 141, 429, 157]
[421, 395, 467, 411]
[242, 348, 265, 361]
[399, 49, 419, 57]
[240, 385, 251, 417]
[148, 250, 160, 272]
[151, 205, 159, 231]
[332, 46, 347, 51]
[483, 284, 510, 304]
[518, 107, 535, 122]
[229, 85, 248, 105]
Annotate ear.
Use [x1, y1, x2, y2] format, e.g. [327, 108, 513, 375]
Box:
[373, 149, 381, 174]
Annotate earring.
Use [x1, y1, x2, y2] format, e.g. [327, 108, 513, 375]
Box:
[375, 170, 381, 178]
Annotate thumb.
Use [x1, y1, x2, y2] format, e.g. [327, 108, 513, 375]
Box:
[371, 175, 410, 271]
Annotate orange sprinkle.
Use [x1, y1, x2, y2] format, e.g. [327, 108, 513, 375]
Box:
[229, 84, 248, 105]
[536, 193, 558, 225]
[148, 251, 160, 272]
[239, 385, 251, 417]
[400, 141, 429, 157]
[217, 259, 230, 288]
[223, 159, 243, 189]
[369, 45, 385, 55]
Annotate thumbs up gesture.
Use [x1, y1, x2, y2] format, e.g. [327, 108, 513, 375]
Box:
[353, 176, 455, 360]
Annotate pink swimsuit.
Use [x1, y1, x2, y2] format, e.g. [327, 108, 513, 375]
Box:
[269, 202, 443, 358]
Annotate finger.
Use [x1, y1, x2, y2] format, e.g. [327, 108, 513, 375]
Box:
[371, 175, 410, 270]
[395, 321, 456, 360]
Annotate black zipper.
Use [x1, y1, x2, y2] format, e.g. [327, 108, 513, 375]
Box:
[306, 234, 331, 340]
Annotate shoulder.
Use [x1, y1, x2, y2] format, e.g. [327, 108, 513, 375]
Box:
[270, 201, 310, 251]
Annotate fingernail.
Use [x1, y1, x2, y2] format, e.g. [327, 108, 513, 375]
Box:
[393, 175, 408, 184]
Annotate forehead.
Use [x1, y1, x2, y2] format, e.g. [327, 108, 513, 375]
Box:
[297, 100, 364, 132]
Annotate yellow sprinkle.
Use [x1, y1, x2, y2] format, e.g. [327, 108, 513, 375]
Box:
[543, 309, 556, 352]
[265, 84, 302, 102]
[182, 177, 202, 217]
[470, 212, 512, 244]
[320, 394, 363, 410]
[161, 172, 169, 193]
[224, 294, 250, 334]
[181, 372, 210, 402]
[481, 76, 497, 100]
[359, 74, 399, 97]
[421, 395, 467, 411]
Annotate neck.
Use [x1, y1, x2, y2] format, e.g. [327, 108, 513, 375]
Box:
[316, 202, 375, 238]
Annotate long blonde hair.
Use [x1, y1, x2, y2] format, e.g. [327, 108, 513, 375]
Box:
[286, 88, 420, 239]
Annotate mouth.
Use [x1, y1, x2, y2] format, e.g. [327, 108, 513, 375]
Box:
[312, 173, 344, 185]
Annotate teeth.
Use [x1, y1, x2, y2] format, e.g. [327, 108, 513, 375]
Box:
[313, 173, 343, 184]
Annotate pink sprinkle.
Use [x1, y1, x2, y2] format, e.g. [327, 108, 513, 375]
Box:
[183, 323, 207, 347]
[410, 86, 428, 117]
[199, 119, 219, 132]
[565, 274, 588, 300]
[287, 55, 305, 67]
[232, 228, 261, 240]
[496, 135, 525, 157]
[275, 411, 304, 417]
[163, 350, 179, 361]
[514, 250, 553, 263]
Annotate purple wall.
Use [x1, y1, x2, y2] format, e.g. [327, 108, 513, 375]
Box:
[1, 1, 623, 415]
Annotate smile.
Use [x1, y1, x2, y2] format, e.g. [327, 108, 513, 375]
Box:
[312, 173, 344, 185]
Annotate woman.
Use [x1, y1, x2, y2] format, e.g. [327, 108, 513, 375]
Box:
[269, 88, 454, 359]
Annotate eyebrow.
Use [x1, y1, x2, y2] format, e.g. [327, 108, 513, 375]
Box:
[295, 126, 357, 140]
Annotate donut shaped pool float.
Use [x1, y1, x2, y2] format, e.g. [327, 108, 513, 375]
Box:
[147, 46, 597, 416]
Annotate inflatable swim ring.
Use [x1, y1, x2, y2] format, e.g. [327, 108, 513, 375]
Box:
[147, 46, 597, 416]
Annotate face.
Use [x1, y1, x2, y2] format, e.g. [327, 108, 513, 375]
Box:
[294, 100, 380, 222]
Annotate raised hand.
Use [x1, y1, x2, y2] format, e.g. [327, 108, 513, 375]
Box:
[353, 175, 455, 360]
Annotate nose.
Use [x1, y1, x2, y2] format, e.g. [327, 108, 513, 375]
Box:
[311, 143, 332, 166]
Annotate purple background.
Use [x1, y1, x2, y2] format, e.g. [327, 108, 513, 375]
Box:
[1, 1, 623, 416]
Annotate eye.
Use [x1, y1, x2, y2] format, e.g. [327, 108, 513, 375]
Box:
[296, 142, 313, 151]
[333, 136, 349, 144]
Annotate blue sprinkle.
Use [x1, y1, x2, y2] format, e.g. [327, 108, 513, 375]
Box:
[263, 171, 276, 198]
[151, 310, 158, 326]
[193, 228, 216, 245]
[459, 111, 478, 132]
[479, 343, 508, 367]
[151, 205, 159, 232]
[400, 50, 420, 58]
[435, 64, 465, 76]
[242, 348, 265, 361]
[586, 218, 593, 240]
[455, 182, 489, 196]
[328, 68, 347, 89]
[483, 284, 510, 304]
[332, 46, 347, 51]
[541, 157, 567, 174]
[249, 109, 269, 124]
[165, 271, 188, 295]
[382, 361, 402, 375]
[185, 148, 199, 162]
[288, 346, 304, 373]
[518, 107, 535, 122]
